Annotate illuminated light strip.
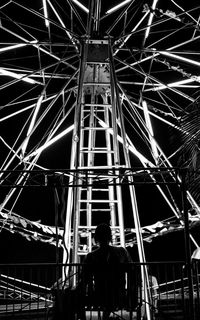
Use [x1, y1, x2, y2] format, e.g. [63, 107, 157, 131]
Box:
[47, 0, 65, 28]
[106, 0, 132, 14]
[0, 136, 21, 161]
[0, 68, 39, 84]
[144, 0, 159, 40]
[116, 33, 200, 73]
[0, 24, 76, 70]
[47, 0, 78, 52]
[1, 72, 77, 176]
[158, 50, 200, 68]
[72, 0, 89, 13]
[22, 94, 76, 161]
[142, 100, 159, 162]
[21, 94, 44, 156]
[114, 11, 149, 55]
[0, 127, 67, 206]
[24, 118, 151, 169]
[0, 43, 26, 53]
[115, 56, 194, 102]
[98, 119, 151, 166]
[187, 191, 200, 215]
[42, 0, 49, 27]
[120, 81, 199, 88]
[23, 125, 74, 161]
[0, 94, 57, 123]
[144, 77, 200, 92]
[98, 119, 180, 218]
[47, 0, 74, 43]
[1, 274, 51, 291]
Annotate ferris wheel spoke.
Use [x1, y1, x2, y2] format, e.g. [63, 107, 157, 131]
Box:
[115, 56, 195, 105]
[1, 0, 200, 263]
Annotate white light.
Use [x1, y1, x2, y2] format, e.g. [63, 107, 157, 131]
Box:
[142, 100, 159, 161]
[47, 0, 75, 46]
[23, 125, 74, 161]
[159, 51, 200, 68]
[145, 77, 200, 92]
[21, 94, 44, 156]
[192, 247, 200, 260]
[0, 94, 57, 123]
[114, 11, 149, 55]
[42, 0, 49, 27]
[0, 68, 37, 84]
[72, 0, 89, 13]
[144, 0, 159, 40]
[47, 0, 65, 28]
[0, 43, 26, 53]
[98, 119, 151, 166]
[106, 0, 131, 15]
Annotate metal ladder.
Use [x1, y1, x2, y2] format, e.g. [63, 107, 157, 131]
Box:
[63, 39, 127, 264]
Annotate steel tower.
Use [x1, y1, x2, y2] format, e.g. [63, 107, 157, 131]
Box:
[1, 1, 200, 318]
[63, 36, 145, 267]
[1, 0, 200, 288]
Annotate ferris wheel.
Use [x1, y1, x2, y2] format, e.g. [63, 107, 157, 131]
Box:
[0, 0, 200, 267]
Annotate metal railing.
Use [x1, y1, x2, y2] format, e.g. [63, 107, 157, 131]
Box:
[0, 261, 199, 319]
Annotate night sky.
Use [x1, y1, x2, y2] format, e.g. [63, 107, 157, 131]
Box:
[1, 0, 200, 266]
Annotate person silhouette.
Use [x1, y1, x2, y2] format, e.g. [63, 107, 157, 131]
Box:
[83, 223, 132, 320]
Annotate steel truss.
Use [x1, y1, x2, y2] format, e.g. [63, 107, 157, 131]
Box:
[0, 166, 196, 320]
[1, 1, 200, 318]
[0, 0, 200, 257]
[0, 167, 183, 187]
[0, 166, 196, 250]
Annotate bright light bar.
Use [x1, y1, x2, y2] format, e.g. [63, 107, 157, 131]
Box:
[159, 51, 200, 68]
[116, 33, 200, 73]
[106, 0, 131, 14]
[47, 0, 78, 51]
[145, 77, 200, 92]
[142, 100, 159, 162]
[98, 119, 180, 216]
[47, 0, 72, 41]
[0, 94, 57, 123]
[23, 125, 74, 161]
[48, 0, 65, 28]
[72, 0, 89, 13]
[42, 0, 49, 27]
[0, 68, 37, 84]
[114, 11, 149, 55]
[98, 119, 152, 166]
[0, 43, 26, 53]
[1, 23, 75, 69]
[144, 0, 159, 40]
[21, 94, 44, 156]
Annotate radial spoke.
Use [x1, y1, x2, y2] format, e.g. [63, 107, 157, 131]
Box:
[0, 0, 200, 264]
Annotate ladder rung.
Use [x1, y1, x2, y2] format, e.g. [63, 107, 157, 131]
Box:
[81, 147, 110, 150]
[80, 188, 110, 191]
[84, 104, 111, 107]
[79, 200, 118, 203]
[86, 61, 109, 64]
[83, 109, 106, 112]
[78, 226, 120, 230]
[82, 127, 110, 130]
[77, 165, 125, 169]
[83, 82, 110, 86]
[80, 150, 114, 153]
[79, 209, 111, 211]
[77, 252, 88, 255]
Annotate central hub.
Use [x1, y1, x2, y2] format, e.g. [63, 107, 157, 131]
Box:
[83, 39, 110, 94]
